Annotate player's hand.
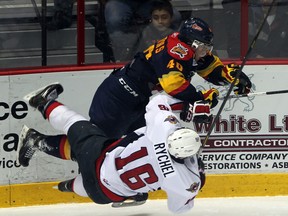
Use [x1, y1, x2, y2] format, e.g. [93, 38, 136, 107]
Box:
[180, 101, 212, 123]
[222, 64, 240, 84]
[200, 88, 219, 108]
[192, 101, 213, 124]
[234, 71, 252, 95]
[223, 64, 252, 95]
[180, 102, 193, 122]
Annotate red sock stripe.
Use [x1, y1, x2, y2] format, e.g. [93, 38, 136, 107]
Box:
[46, 101, 63, 119]
[59, 136, 68, 160]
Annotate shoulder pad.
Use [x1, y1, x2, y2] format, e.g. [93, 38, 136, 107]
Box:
[167, 33, 194, 61]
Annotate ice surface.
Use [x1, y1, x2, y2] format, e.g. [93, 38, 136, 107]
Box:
[1, 196, 288, 216]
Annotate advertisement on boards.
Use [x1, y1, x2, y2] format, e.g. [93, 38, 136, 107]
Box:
[0, 70, 109, 185]
[192, 65, 288, 174]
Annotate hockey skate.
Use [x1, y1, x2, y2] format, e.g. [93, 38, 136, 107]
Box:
[23, 82, 64, 109]
[55, 179, 74, 192]
[18, 125, 47, 167]
[111, 193, 148, 208]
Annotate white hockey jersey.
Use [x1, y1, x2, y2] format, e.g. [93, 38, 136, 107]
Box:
[100, 95, 202, 213]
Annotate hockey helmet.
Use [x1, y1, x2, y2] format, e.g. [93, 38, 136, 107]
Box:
[167, 128, 202, 159]
[179, 17, 214, 47]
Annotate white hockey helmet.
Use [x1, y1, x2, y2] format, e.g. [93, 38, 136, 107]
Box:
[167, 128, 202, 158]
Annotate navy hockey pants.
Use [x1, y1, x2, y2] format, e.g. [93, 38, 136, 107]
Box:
[89, 70, 149, 138]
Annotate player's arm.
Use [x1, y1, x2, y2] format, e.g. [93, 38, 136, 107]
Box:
[155, 39, 219, 107]
[162, 177, 199, 213]
[145, 94, 182, 138]
[196, 54, 252, 95]
[158, 68, 202, 102]
[162, 155, 204, 214]
[166, 193, 195, 214]
[155, 37, 204, 104]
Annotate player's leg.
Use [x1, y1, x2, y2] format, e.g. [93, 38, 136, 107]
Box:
[57, 174, 88, 197]
[24, 83, 86, 133]
[24, 82, 64, 118]
[22, 83, 110, 201]
[88, 71, 149, 138]
[18, 125, 74, 167]
[19, 83, 80, 166]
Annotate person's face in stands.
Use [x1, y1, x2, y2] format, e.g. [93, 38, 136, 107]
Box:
[151, 9, 172, 32]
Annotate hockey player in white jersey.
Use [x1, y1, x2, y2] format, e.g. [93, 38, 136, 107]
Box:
[18, 83, 206, 214]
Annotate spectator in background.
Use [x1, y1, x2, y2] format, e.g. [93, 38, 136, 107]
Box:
[248, 0, 288, 58]
[47, 0, 76, 30]
[221, 0, 241, 58]
[136, 0, 175, 52]
[104, 0, 182, 62]
[222, 0, 288, 58]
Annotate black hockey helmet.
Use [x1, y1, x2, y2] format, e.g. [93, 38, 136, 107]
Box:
[179, 17, 214, 46]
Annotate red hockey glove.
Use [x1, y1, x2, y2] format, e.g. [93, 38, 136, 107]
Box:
[200, 88, 219, 108]
[222, 64, 252, 95]
[180, 101, 212, 123]
[192, 101, 213, 123]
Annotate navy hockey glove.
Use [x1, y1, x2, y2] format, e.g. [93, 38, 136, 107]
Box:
[235, 70, 252, 95]
[200, 88, 219, 108]
[180, 103, 193, 122]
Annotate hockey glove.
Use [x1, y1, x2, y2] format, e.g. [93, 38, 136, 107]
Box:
[180, 101, 212, 123]
[222, 64, 252, 95]
[192, 101, 213, 123]
[200, 88, 219, 108]
[234, 71, 252, 95]
[180, 102, 193, 122]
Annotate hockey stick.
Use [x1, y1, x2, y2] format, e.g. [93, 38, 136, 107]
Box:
[31, 0, 42, 26]
[219, 89, 288, 100]
[201, 0, 277, 148]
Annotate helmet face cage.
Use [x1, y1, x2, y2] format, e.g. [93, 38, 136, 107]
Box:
[191, 40, 213, 57]
[191, 40, 213, 52]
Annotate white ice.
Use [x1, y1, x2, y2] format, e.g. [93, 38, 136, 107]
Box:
[1, 196, 288, 216]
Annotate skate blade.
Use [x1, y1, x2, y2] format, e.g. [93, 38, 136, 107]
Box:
[52, 186, 59, 190]
[16, 125, 30, 162]
[23, 82, 61, 102]
[111, 200, 146, 208]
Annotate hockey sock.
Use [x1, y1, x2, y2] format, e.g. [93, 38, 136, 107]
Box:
[43, 135, 74, 160]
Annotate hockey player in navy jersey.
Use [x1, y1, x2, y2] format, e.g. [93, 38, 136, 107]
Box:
[88, 17, 251, 138]
[26, 17, 252, 140]
[18, 83, 206, 213]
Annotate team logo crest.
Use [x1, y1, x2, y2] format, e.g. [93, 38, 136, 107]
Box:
[170, 43, 188, 58]
[164, 115, 179, 124]
[186, 182, 200, 193]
